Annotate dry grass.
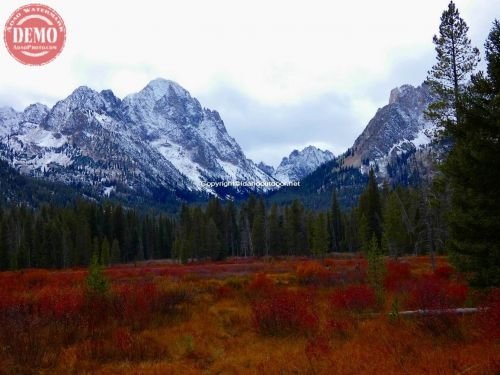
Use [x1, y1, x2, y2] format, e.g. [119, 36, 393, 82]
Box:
[0, 256, 498, 374]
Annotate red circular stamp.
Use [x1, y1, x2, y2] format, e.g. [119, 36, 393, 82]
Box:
[4, 3, 66, 66]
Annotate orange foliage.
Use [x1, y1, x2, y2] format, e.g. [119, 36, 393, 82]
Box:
[405, 277, 468, 310]
[0, 256, 497, 374]
[384, 260, 412, 291]
[296, 261, 331, 285]
[251, 288, 318, 336]
[246, 272, 275, 296]
[330, 285, 377, 312]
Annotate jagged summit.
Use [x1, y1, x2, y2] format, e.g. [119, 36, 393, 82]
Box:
[273, 145, 334, 183]
[389, 84, 415, 104]
[0, 80, 443, 205]
[22, 103, 49, 124]
[0, 79, 277, 200]
[257, 161, 275, 176]
[141, 78, 191, 101]
[343, 83, 438, 181]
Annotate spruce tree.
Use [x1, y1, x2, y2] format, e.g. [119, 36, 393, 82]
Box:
[223, 202, 238, 258]
[286, 200, 307, 255]
[358, 169, 383, 248]
[268, 203, 283, 256]
[174, 204, 193, 263]
[312, 213, 329, 257]
[330, 189, 343, 251]
[366, 235, 386, 304]
[383, 191, 407, 259]
[100, 238, 110, 266]
[111, 239, 121, 264]
[206, 218, 222, 260]
[444, 21, 500, 287]
[426, 1, 480, 126]
[306, 211, 315, 253]
[191, 206, 207, 258]
[239, 204, 253, 257]
[112, 206, 127, 261]
[251, 199, 266, 256]
[86, 252, 110, 295]
[0, 219, 9, 270]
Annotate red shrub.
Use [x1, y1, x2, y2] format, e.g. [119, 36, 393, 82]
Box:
[477, 288, 500, 341]
[83, 293, 115, 330]
[335, 260, 368, 285]
[214, 284, 233, 300]
[330, 285, 377, 312]
[296, 261, 331, 285]
[36, 287, 85, 319]
[113, 283, 158, 324]
[247, 273, 275, 297]
[384, 261, 412, 291]
[21, 269, 52, 288]
[251, 288, 318, 335]
[323, 258, 336, 268]
[433, 265, 455, 280]
[446, 283, 469, 306]
[113, 327, 134, 355]
[405, 277, 468, 310]
[0, 289, 24, 315]
[305, 336, 330, 360]
[327, 317, 355, 337]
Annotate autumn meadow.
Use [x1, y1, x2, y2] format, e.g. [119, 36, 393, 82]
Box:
[0, 256, 498, 375]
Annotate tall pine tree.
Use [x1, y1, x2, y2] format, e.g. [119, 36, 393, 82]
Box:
[268, 203, 283, 256]
[444, 21, 500, 287]
[358, 169, 383, 248]
[330, 189, 343, 252]
[383, 190, 407, 259]
[426, 1, 480, 126]
[251, 199, 266, 256]
[312, 213, 329, 257]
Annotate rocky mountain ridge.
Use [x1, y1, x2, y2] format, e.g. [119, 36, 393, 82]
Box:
[0, 79, 277, 201]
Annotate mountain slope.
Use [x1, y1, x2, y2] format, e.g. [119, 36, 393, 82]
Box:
[0, 79, 277, 202]
[268, 158, 367, 210]
[256, 161, 275, 176]
[269, 83, 440, 209]
[273, 146, 334, 183]
[343, 84, 436, 179]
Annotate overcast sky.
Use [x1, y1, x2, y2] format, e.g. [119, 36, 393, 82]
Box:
[1, 0, 498, 166]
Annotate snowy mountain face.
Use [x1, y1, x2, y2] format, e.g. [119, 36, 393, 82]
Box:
[342, 84, 438, 180]
[257, 162, 275, 176]
[273, 146, 334, 183]
[268, 83, 441, 209]
[0, 79, 277, 199]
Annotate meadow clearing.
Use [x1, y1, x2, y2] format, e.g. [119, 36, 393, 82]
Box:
[0, 256, 498, 374]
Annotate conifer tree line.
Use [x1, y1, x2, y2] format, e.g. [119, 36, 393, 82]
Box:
[172, 179, 448, 263]
[0, 202, 175, 270]
[0, 178, 447, 271]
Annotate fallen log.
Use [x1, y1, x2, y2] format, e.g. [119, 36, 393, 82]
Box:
[396, 307, 486, 317]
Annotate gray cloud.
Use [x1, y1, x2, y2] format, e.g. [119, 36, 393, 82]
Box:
[0, 87, 59, 112]
[197, 15, 496, 168]
[198, 84, 364, 166]
[196, 51, 439, 167]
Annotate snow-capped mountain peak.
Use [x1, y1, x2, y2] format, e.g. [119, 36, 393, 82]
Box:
[0, 79, 278, 200]
[257, 162, 275, 176]
[273, 146, 334, 183]
[342, 83, 438, 181]
[0, 106, 22, 137]
[23, 103, 49, 124]
[142, 78, 191, 101]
